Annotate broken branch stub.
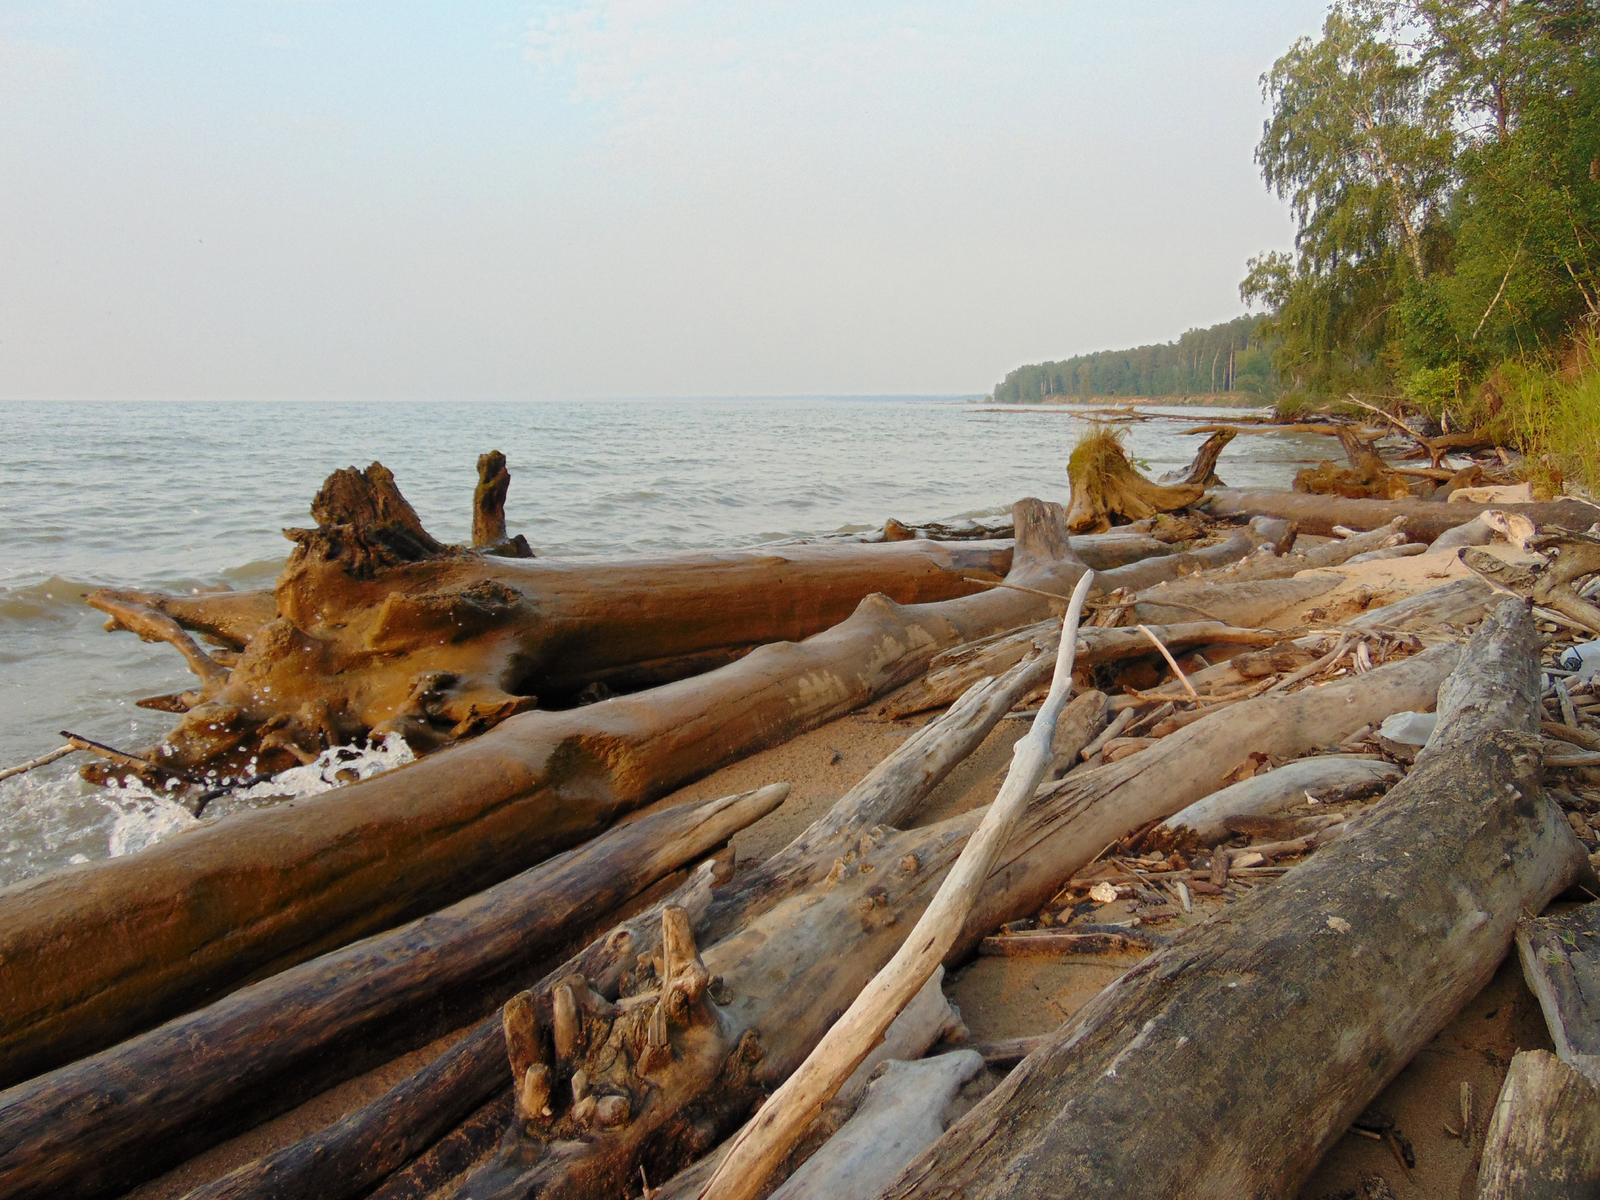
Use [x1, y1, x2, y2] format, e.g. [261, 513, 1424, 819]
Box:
[1066, 426, 1204, 534]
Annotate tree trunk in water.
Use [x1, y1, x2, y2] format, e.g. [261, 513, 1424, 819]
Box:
[0, 498, 1084, 1089]
[883, 600, 1588, 1200]
[85, 461, 1021, 780]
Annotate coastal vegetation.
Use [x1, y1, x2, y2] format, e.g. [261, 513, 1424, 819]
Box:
[1246, 0, 1600, 492]
[999, 0, 1600, 492]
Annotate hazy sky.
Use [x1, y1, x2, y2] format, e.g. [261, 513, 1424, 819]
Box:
[0, 2, 1330, 400]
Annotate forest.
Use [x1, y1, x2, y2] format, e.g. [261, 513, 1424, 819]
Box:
[990, 315, 1277, 404]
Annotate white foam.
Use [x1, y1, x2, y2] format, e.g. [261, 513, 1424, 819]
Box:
[230, 734, 415, 802]
[105, 781, 198, 857]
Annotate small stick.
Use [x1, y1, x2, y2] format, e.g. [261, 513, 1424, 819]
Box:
[1137, 624, 1199, 699]
[1559, 679, 1579, 728]
[1461, 1081, 1473, 1149]
[962, 576, 1072, 603]
[1265, 635, 1353, 694]
[0, 744, 77, 783]
[1079, 707, 1136, 760]
[60, 731, 208, 788]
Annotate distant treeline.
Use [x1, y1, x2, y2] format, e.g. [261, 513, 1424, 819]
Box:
[991, 314, 1278, 403]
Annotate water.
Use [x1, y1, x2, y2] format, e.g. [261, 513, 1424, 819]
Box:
[0, 398, 1327, 885]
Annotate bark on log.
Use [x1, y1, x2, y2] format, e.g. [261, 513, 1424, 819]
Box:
[1517, 903, 1600, 1086]
[0, 498, 1084, 1089]
[883, 599, 1588, 1200]
[874, 620, 1277, 720]
[1202, 489, 1600, 542]
[1156, 755, 1402, 844]
[0, 787, 785, 1200]
[1477, 1050, 1600, 1199]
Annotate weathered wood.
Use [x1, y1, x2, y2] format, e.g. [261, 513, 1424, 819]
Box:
[0, 498, 1085, 1087]
[416, 633, 1452, 1200]
[957, 641, 1458, 955]
[884, 599, 1588, 1200]
[1477, 1049, 1600, 1199]
[767, 1051, 986, 1200]
[0, 787, 785, 1200]
[179, 857, 731, 1200]
[874, 620, 1277, 720]
[1517, 903, 1600, 1087]
[1132, 573, 1343, 627]
[1203, 489, 1600, 542]
[1157, 756, 1403, 844]
[1350, 576, 1498, 631]
[471, 450, 534, 557]
[1085, 523, 1274, 596]
[697, 573, 1095, 1200]
[702, 652, 1055, 944]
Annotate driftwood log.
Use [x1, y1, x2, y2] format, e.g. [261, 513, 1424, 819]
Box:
[697, 574, 1095, 1200]
[874, 620, 1279, 720]
[883, 599, 1589, 1200]
[767, 1052, 986, 1200]
[1476, 1050, 1600, 1199]
[0, 498, 1085, 1087]
[1157, 755, 1402, 844]
[181, 857, 739, 1200]
[85, 461, 1024, 780]
[1202, 489, 1600, 541]
[398, 645, 1455, 1199]
[162, 652, 1055, 1200]
[0, 787, 786, 1200]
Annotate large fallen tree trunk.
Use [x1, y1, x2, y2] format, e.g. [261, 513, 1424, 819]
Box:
[0, 499, 1086, 1089]
[882, 599, 1589, 1200]
[85, 462, 1024, 779]
[1202, 489, 1600, 541]
[0, 786, 785, 1200]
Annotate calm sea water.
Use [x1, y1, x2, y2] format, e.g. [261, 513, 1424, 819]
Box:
[0, 398, 1327, 885]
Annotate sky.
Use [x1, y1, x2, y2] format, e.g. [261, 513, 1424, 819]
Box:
[0, 1, 1331, 400]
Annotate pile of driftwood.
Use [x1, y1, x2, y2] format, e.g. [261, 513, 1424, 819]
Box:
[5, 434, 1600, 1199]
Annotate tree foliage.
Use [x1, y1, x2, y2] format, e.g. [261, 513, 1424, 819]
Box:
[1247, 0, 1600, 416]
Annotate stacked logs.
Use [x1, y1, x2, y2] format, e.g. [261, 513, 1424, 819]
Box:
[4, 439, 1600, 1200]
